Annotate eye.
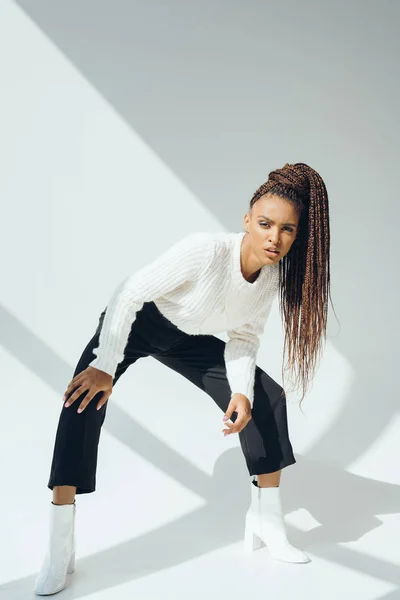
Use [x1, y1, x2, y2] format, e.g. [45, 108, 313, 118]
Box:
[259, 222, 294, 232]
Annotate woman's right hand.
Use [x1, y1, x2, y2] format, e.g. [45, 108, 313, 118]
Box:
[63, 366, 113, 413]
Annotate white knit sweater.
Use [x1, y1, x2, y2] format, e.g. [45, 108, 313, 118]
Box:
[89, 231, 280, 407]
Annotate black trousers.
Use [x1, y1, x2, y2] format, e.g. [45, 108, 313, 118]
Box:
[48, 301, 296, 494]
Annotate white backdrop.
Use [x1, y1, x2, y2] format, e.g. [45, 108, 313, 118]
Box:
[1, 1, 399, 599]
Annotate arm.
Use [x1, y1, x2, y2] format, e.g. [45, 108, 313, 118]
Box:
[89, 232, 212, 377]
[224, 302, 274, 409]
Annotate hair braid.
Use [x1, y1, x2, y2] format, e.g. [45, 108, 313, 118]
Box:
[249, 162, 336, 408]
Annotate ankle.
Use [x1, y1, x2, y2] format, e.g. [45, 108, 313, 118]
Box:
[52, 485, 77, 505]
[256, 472, 281, 487]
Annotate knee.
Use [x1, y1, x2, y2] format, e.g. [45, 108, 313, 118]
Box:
[255, 366, 284, 399]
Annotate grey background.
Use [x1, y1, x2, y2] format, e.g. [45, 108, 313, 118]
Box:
[2, 1, 399, 597]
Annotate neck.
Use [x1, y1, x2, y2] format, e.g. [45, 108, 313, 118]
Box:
[240, 233, 263, 282]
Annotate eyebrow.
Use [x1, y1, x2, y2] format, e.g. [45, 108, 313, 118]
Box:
[257, 215, 298, 227]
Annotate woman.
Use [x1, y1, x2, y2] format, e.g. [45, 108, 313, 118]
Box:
[35, 162, 332, 595]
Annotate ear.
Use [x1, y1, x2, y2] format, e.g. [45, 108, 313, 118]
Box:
[244, 212, 250, 232]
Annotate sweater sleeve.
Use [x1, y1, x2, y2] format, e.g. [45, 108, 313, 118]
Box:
[224, 301, 274, 409]
[89, 233, 212, 377]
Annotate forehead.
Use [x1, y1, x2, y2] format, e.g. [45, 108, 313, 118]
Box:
[253, 194, 300, 222]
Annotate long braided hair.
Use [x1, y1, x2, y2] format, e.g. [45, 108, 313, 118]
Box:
[250, 162, 336, 408]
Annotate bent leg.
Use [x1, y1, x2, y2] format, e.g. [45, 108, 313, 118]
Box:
[152, 333, 296, 476]
[48, 311, 150, 494]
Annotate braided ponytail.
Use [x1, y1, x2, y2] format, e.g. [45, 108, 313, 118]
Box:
[250, 162, 336, 408]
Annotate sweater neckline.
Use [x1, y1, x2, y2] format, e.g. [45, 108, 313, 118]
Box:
[232, 232, 269, 289]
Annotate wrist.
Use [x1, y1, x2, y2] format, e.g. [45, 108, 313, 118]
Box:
[230, 392, 253, 409]
[231, 393, 251, 403]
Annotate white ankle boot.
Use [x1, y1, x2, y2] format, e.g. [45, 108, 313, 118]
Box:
[244, 480, 310, 563]
[34, 501, 76, 595]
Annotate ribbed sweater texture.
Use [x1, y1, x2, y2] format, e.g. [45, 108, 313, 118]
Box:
[89, 231, 280, 407]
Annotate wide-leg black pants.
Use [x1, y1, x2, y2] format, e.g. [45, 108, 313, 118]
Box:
[48, 301, 296, 494]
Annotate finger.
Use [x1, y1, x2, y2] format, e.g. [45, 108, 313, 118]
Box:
[221, 417, 238, 435]
[63, 376, 84, 401]
[222, 421, 236, 435]
[96, 394, 110, 411]
[223, 416, 250, 435]
[62, 384, 73, 402]
[223, 408, 234, 422]
[77, 389, 99, 413]
[223, 427, 238, 436]
[234, 417, 252, 434]
[71, 372, 85, 384]
[64, 385, 86, 407]
[229, 416, 247, 433]
[69, 372, 85, 389]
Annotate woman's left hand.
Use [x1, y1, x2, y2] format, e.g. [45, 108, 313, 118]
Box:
[222, 393, 252, 436]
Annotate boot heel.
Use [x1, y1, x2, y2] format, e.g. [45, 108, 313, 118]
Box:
[67, 550, 75, 574]
[244, 512, 263, 553]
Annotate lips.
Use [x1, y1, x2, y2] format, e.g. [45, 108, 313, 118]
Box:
[265, 248, 280, 254]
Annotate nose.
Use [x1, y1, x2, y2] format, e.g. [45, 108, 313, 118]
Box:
[268, 227, 280, 245]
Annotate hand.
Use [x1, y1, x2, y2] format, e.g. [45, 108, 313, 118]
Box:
[63, 366, 113, 413]
[222, 393, 252, 436]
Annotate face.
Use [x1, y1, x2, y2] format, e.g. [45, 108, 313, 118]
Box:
[244, 193, 300, 263]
